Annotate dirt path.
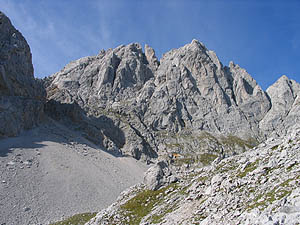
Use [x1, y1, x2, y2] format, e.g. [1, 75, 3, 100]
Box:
[0, 121, 147, 225]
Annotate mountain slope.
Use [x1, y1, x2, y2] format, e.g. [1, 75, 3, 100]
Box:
[0, 120, 147, 224]
[87, 125, 300, 225]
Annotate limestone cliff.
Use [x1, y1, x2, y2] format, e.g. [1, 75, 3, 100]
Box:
[43, 39, 300, 160]
[0, 11, 45, 137]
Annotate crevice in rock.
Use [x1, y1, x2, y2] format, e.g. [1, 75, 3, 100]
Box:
[127, 122, 158, 159]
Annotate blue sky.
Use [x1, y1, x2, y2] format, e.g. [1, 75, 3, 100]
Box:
[1, 0, 299, 90]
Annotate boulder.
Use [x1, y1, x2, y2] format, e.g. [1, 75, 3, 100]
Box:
[143, 161, 177, 190]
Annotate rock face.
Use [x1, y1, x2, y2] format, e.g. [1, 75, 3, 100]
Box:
[260, 75, 300, 137]
[143, 160, 177, 191]
[1, 8, 296, 163]
[87, 125, 300, 225]
[143, 41, 270, 138]
[0, 11, 45, 137]
[43, 43, 159, 160]
[43, 39, 300, 160]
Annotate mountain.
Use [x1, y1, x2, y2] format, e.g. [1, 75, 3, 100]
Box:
[1, 10, 300, 225]
[0, 11, 45, 137]
[0, 12, 146, 225]
[42, 36, 300, 225]
[43, 40, 300, 161]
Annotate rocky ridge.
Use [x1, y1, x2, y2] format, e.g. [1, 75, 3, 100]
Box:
[43, 39, 300, 161]
[0, 10, 299, 159]
[86, 124, 300, 225]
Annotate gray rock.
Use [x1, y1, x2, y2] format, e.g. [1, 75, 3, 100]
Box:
[143, 163, 164, 190]
[143, 160, 175, 190]
[43, 43, 158, 160]
[144, 44, 159, 71]
[260, 75, 300, 137]
[42, 38, 299, 161]
[0, 11, 45, 137]
[88, 125, 300, 225]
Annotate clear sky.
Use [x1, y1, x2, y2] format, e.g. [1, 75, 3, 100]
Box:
[1, 0, 299, 90]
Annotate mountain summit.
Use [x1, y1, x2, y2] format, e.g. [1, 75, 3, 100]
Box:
[43, 40, 300, 160]
[1, 9, 299, 160]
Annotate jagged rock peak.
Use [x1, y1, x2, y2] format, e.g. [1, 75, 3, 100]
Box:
[144, 44, 160, 70]
[190, 39, 207, 49]
[0, 10, 45, 99]
[277, 74, 289, 82]
[43, 37, 300, 159]
[266, 74, 299, 104]
[267, 75, 300, 97]
[44, 42, 156, 108]
[182, 39, 220, 64]
[259, 74, 300, 136]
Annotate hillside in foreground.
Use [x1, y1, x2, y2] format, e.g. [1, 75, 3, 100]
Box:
[87, 125, 300, 225]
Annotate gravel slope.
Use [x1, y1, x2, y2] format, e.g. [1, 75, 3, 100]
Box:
[0, 120, 147, 225]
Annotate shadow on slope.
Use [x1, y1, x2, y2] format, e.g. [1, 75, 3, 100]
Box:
[0, 100, 127, 158]
[0, 137, 47, 157]
[44, 99, 127, 158]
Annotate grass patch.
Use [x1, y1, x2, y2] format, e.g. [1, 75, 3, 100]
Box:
[50, 212, 97, 225]
[237, 161, 258, 178]
[248, 188, 292, 211]
[247, 177, 297, 211]
[197, 153, 218, 166]
[271, 145, 279, 150]
[172, 153, 217, 167]
[221, 135, 257, 149]
[286, 162, 298, 172]
[120, 184, 177, 225]
[165, 143, 184, 149]
[150, 203, 178, 224]
[197, 175, 208, 183]
[177, 183, 192, 196]
[215, 163, 238, 174]
[173, 157, 194, 166]
[197, 132, 219, 142]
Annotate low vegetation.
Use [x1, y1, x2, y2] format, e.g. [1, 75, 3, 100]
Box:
[220, 135, 257, 150]
[237, 160, 258, 178]
[50, 212, 97, 225]
[119, 184, 177, 225]
[172, 153, 217, 167]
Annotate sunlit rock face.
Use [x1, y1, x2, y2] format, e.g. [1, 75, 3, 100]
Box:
[43, 36, 300, 160]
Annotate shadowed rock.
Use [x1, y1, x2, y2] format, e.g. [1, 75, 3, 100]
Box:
[0, 11, 45, 137]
